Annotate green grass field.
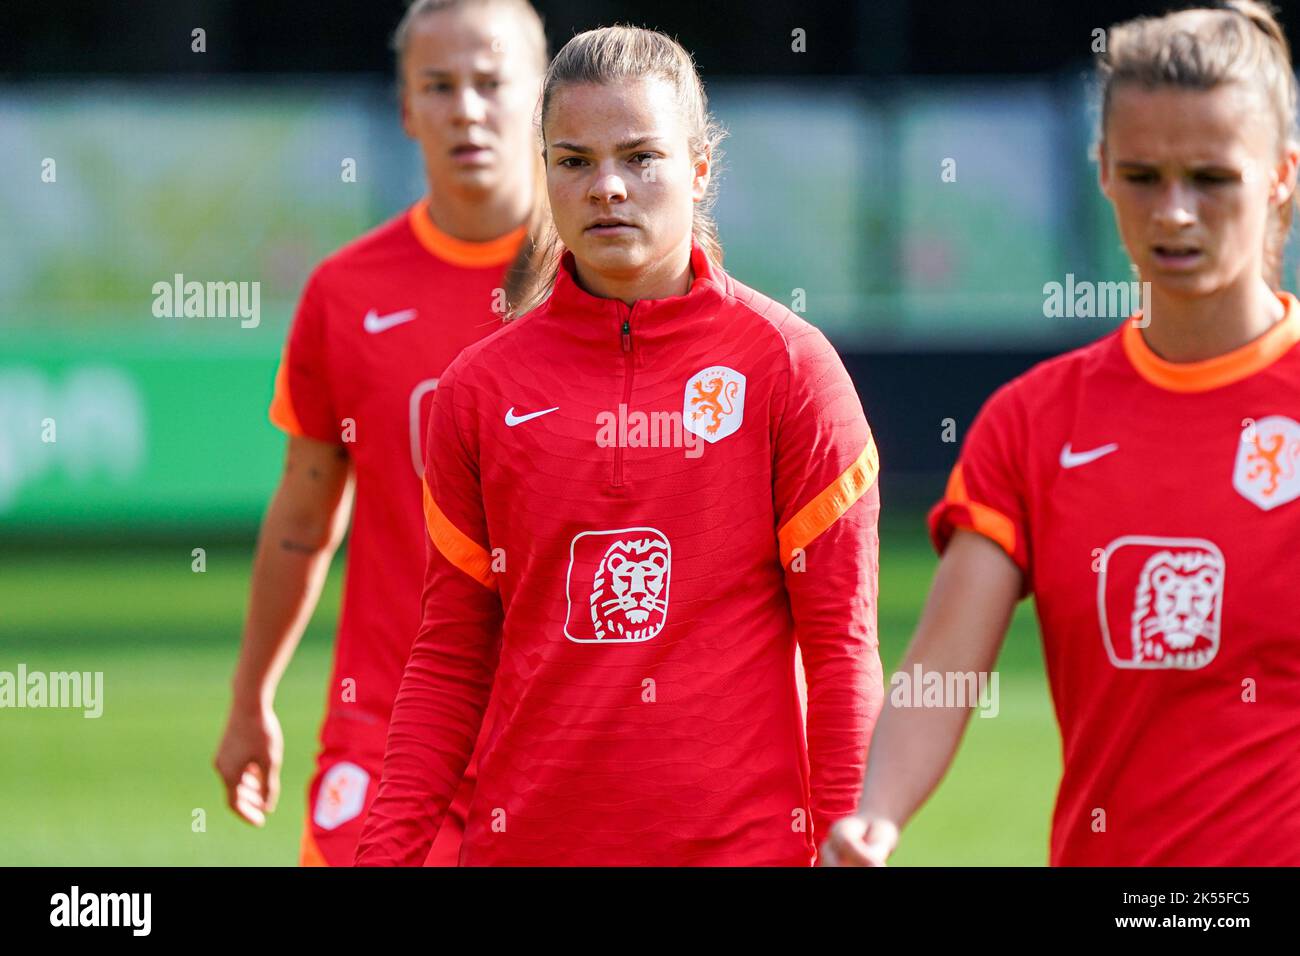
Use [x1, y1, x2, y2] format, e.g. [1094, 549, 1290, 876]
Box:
[0, 514, 1060, 866]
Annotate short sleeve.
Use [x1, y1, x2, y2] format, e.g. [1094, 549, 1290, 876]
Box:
[268, 271, 341, 443]
[927, 380, 1032, 591]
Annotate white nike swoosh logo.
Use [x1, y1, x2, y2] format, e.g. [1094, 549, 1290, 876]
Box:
[504, 406, 559, 427]
[1060, 442, 1119, 469]
[363, 309, 417, 334]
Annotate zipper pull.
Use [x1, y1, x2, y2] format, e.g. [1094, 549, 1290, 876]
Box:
[621, 318, 632, 352]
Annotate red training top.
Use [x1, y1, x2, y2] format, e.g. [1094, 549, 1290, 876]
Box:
[930, 292, 1300, 865]
[270, 200, 523, 760]
[356, 241, 883, 866]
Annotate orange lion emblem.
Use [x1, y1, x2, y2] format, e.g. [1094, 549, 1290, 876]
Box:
[689, 376, 740, 435]
[1244, 430, 1300, 497]
[1234, 416, 1300, 510]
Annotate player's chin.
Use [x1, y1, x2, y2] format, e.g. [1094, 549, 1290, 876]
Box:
[445, 163, 498, 192]
[1144, 266, 1225, 300]
[578, 236, 646, 270]
[1159, 273, 1227, 303]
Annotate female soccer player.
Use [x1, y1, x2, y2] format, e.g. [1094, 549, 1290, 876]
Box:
[823, 0, 1300, 867]
[212, 0, 547, 866]
[354, 25, 883, 866]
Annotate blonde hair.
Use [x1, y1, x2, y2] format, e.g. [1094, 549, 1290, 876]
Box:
[392, 0, 550, 309]
[1097, 1, 1299, 287]
[392, 0, 548, 88]
[510, 25, 728, 318]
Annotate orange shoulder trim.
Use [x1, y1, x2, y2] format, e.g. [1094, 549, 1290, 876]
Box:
[778, 436, 880, 567]
[408, 198, 528, 269]
[1123, 291, 1300, 393]
[942, 463, 1016, 558]
[422, 480, 498, 591]
[268, 346, 304, 436]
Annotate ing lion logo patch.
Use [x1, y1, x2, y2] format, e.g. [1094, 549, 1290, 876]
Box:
[564, 528, 671, 643]
[313, 761, 370, 831]
[683, 366, 746, 444]
[1233, 415, 1300, 511]
[1097, 536, 1225, 670]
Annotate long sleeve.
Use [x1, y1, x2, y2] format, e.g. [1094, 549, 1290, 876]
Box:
[355, 365, 503, 866]
[771, 320, 883, 845]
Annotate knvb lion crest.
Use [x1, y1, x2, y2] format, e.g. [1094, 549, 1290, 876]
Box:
[1233, 415, 1300, 511]
[683, 365, 746, 444]
[1097, 536, 1225, 670]
[564, 528, 671, 644]
[313, 761, 370, 831]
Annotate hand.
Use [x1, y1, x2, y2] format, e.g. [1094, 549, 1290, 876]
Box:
[213, 702, 284, 827]
[818, 814, 899, 867]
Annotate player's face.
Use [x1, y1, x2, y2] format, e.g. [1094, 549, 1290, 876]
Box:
[1099, 83, 1296, 298]
[544, 77, 709, 289]
[400, 5, 542, 197]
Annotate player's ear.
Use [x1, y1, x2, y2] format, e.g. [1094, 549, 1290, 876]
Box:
[399, 88, 416, 141]
[691, 144, 711, 203]
[1097, 139, 1114, 200]
[1271, 141, 1300, 207]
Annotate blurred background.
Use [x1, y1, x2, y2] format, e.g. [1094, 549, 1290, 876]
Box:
[3, 0, 1296, 865]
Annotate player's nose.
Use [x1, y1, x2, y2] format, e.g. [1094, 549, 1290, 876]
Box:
[1152, 180, 1197, 229]
[450, 86, 487, 124]
[589, 167, 628, 203]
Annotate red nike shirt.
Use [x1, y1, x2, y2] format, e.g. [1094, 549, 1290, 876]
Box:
[930, 292, 1300, 866]
[355, 241, 883, 866]
[270, 200, 523, 759]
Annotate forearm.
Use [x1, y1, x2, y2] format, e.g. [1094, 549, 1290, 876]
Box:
[355, 554, 502, 866]
[230, 480, 351, 709]
[793, 495, 884, 838]
[856, 529, 1019, 829]
[804, 636, 884, 838]
[355, 634, 495, 865]
[855, 655, 977, 828]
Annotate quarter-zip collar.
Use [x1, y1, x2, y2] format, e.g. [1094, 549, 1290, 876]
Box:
[541, 240, 728, 348]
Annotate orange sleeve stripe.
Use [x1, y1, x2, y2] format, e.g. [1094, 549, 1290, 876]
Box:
[778, 435, 880, 567]
[422, 480, 498, 592]
[299, 823, 329, 867]
[943, 463, 1017, 558]
[268, 346, 305, 436]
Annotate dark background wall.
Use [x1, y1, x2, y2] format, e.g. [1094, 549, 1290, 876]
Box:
[11, 1, 1297, 77]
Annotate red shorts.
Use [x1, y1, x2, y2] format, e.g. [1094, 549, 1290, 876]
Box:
[300, 740, 476, 867]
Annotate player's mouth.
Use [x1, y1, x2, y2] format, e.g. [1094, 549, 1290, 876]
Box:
[451, 143, 493, 166]
[585, 216, 637, 236]
[1151, 243, 1204, 271]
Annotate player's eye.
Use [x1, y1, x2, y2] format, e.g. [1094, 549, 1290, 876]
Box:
[1193, 170, 1236, 186]
[478, 78, 503, 92]
[556, 156, 586, 168]
[630, 152, 658, 167]
[1121, 170, 1158, 184]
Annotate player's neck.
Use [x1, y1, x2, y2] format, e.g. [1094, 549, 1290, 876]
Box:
[424, 186, 532, 244]
[573, 242, 693, 307]
[1141, 276, 1284, 364]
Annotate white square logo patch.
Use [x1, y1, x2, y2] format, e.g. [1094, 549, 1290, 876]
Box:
[1097, 536, 1225, 670]
[684, 366, 745, 444]
[313, 761, 370, 831]
[564, 528, 671, 643]
[1234, 415, 1300, 511]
